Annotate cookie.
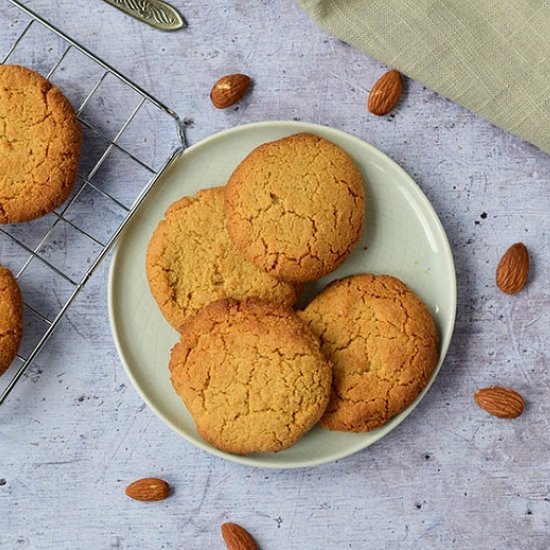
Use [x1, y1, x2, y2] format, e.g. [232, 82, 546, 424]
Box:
[300, 274, 438, 432]
[146, 187, 300, 330]
[0, 265, 23, 376]
[0, 65, 81, 223]
[170, 298, 332, 455]
[224, 133, 365, 283]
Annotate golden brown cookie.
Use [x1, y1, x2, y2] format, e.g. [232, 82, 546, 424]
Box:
[0, 265, 23, 376]
[0, 65, 81, 223]
[300, 274, 438, 432]
[170, 298, 332, 455]
[224, 133, 365, 283]
[146, 187, 300, 330]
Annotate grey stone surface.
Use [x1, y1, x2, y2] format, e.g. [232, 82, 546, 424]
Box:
[0, 1, 549, 549]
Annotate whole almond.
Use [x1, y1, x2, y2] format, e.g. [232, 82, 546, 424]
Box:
[125, 478, 170, 502]
[221, 523, 258, 550]
[210, 74, 252, 109]
[368, 69, 403, 115]
[474, 387, 525, 418]
[496, 242, 529, 294]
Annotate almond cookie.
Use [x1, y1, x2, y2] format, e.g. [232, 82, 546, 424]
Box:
[300, 274, 438, 432]
[146, 187, 300, 330]
[224, 133, 365, 283]
[170, 298, 332, 455]
[0, 265, 23, 376]
[0, 65, 81, 223]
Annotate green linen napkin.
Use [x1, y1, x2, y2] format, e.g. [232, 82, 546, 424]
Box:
[298, 0, 550, 153]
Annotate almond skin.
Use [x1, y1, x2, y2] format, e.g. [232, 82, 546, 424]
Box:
[210, 74, 252, 109]
[496, 242, 529, 294]
[125, 478, 170, 502]
[368, 69, 403, 115]
[221, 523, 258, 550]
[474, 387, 525, 419]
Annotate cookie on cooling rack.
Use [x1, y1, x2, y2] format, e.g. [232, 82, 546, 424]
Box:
[170, 298, 332, 455]
[0, 65, 81, 223]
[0, 265, 23, 376]
[146, 186, 301, 330]
[224, 132, 366, 283]
[300, 274, 438, 432]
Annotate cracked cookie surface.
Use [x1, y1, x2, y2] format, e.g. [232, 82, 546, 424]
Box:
[300, 274, 438, 432]
[0, 65, 81, 223]
[0, 265, 23, 376]
[146, 187, 300, 330]
[224, 133, 365, 283]
[170, 298, 332, 455]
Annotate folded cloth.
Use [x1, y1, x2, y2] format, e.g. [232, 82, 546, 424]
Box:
[298, 0, 550, 153]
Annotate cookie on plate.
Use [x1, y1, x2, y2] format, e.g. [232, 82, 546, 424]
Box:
[300, 274, 438, 432]
[146, 187, 300, 330]
[0, 265, 23, 376]
[170, 298, 332, 455]
[224, 133, 365, 283]
[0, 65, 81, 223]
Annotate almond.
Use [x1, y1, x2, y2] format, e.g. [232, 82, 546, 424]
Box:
[496, 242, 529, 294]
[474, 387, 525, 419]
[210, 74, 252, 109]
[221, 523, 258, 550]
[125, 478, 170, 501]
[368, 69, 403, 115]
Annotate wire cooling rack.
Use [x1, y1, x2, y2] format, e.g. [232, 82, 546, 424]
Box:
[0, 0, 186, 405]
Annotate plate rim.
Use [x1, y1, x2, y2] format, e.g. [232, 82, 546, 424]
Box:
[108, 120, 457, 469]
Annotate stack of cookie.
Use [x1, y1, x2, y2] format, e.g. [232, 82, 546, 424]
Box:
[0, 65, 82, 376]
[146, 132, 438, 455]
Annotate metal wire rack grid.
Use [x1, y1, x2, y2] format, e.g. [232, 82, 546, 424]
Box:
[0, 0, 186, 405]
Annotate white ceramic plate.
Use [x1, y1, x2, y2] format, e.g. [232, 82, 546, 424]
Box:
[108, 121, 456, 469]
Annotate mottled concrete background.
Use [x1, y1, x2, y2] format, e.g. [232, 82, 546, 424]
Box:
[0, 1, 548, 549]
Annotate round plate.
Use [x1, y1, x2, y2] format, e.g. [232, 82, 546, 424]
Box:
[108, 121, 456, 469]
